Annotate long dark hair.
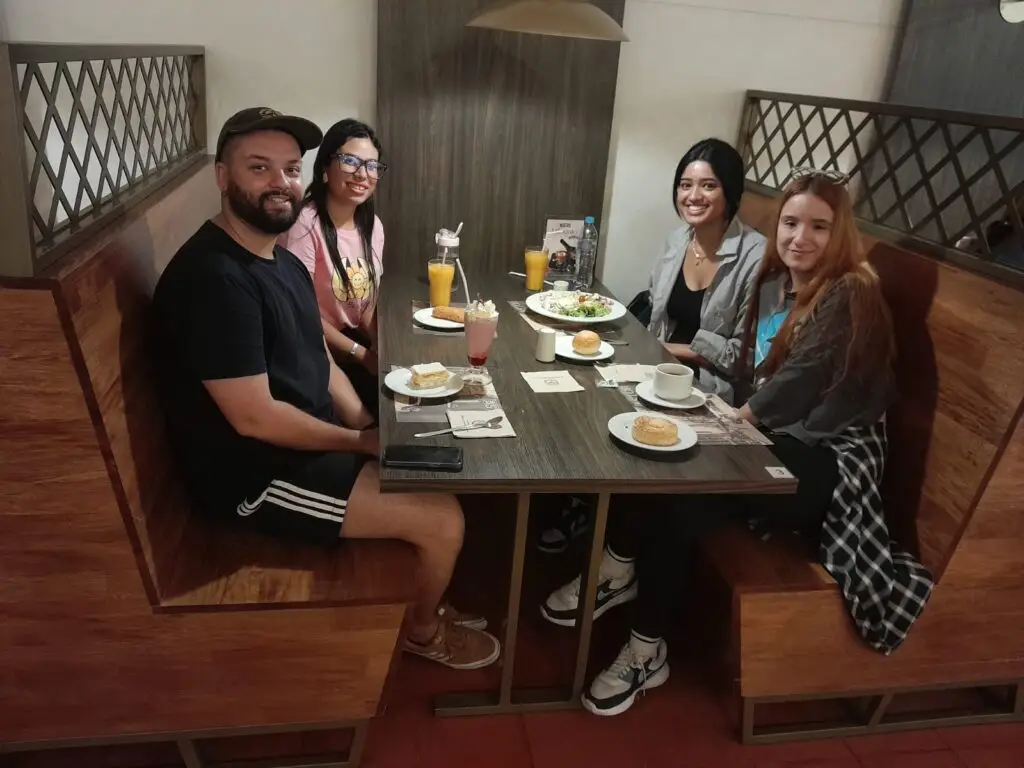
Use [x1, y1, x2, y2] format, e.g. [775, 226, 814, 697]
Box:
[672, 138, 746, 224]
[304, 118, 382, 300]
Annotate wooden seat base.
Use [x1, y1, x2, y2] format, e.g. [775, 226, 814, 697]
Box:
[1, 720, 368, 768]
[743, 680, 1024, 745]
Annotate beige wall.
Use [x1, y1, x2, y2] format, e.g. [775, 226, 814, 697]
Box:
[0, 0, 377, 181]
[2, 0, 900, 299]
[598, 0, 902, 301]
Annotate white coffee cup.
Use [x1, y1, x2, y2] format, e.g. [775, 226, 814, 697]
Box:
[654, 363, 694, 401]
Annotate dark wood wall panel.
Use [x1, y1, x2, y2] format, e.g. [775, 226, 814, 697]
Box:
[376, 0, 625, 275]
[887, 0, 1024, 118]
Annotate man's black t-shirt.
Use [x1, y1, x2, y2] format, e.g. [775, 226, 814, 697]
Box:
[153, 221, 333, 512]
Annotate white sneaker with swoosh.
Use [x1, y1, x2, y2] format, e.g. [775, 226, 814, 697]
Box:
[541, 570, 638, 627]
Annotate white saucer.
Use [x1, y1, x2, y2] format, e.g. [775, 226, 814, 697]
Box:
[635, 379, 708, 410]
[384, 368, 465, 399]
[554, 335, 615, 362]
[607, 412, 698, 453]
[413, 307, 463, 330]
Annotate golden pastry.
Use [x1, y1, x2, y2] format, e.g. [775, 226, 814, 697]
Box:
[432, 305, 465, 323]
[631, 415, 679, 446]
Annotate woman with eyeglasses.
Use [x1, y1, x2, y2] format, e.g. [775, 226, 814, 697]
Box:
[282, 118, 387, 410]
[557, 170, 932, 718]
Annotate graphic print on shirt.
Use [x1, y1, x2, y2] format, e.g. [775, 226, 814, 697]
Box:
[331, 256, 374, 303]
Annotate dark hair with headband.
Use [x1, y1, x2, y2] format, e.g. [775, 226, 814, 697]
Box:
[672, 138, 746, 224]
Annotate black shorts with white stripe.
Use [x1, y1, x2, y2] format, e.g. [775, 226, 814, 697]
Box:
[233, 451, 366, 546]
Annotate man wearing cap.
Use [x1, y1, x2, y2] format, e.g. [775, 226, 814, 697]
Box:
[153, 108, 500, 671]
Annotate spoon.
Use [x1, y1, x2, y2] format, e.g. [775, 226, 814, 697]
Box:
[414, 416, 504, 438]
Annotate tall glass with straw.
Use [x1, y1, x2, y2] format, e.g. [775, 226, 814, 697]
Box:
[429, 222, 470, 307]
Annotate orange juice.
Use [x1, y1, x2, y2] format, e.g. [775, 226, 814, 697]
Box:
[524, 247, 548, 291]
[428, 258, 456, 307]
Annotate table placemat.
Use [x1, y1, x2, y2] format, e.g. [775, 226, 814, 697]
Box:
[388, 364, 504, 424]
[604, 373, 772, 446]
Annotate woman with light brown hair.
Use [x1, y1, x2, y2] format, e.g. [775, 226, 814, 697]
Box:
[566, 170, 934, 718]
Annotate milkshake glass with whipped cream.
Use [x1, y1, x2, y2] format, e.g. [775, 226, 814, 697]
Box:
[465, 299, 499, 385]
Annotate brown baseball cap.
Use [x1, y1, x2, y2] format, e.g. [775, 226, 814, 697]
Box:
[215, 107, 323, 161]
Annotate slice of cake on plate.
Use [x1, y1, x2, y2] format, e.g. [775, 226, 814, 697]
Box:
[409, 362, 451, 389]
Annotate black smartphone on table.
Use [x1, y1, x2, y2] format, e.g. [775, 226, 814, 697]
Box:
[381, 445, 464, 472]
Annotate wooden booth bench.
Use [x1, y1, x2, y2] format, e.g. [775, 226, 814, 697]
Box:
[693, 188, 1024, 743]
[0, 158, 418, 767]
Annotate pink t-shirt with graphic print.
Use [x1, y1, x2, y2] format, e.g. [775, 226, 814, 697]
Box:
[281, 205, 384, 331]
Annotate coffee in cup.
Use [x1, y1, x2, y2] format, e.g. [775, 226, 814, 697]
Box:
[654, 363, 694, 401]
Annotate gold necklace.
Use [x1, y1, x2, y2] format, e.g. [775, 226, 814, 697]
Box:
[691, 241, 706, 265]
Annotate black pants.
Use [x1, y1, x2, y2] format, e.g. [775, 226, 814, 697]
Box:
[606, 433, 840, 640]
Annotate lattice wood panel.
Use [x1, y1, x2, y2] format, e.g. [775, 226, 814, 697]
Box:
[0, 45, 205, 276]
[738, 91, 1024, 274]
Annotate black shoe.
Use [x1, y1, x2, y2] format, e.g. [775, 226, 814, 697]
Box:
[537, 497, 590, 554]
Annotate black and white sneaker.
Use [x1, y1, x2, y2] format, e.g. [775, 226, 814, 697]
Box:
[540, 568, 638, 627]
[537, 497, 591, 554]
[582, 638, 670, 716]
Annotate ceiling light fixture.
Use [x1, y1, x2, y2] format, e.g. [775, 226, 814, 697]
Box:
[466, 0, 629, 42]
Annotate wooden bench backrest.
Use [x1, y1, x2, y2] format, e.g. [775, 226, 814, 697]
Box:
[739, 190, 1024, 578]
[51, 160, 221, 603]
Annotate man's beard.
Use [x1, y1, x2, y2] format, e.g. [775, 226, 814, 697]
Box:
[226, 181, 301, 235]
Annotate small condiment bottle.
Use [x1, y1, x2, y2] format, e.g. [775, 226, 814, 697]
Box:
[535, 328, 556, 363]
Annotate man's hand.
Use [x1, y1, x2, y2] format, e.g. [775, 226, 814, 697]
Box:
[356, 427, 380, 457]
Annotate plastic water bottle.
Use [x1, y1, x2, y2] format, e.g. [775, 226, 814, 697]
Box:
[575, 216, 599, 290]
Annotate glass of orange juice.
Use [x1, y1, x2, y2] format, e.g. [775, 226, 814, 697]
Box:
[524, 246, 548, 291]
[428, 258, 456, 307]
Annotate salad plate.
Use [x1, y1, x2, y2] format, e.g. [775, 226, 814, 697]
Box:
[525, 290, 627, 325]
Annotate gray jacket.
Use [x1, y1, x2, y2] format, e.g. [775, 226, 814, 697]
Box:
[748, 271, 894, 445]
[648, 221, 766, 404]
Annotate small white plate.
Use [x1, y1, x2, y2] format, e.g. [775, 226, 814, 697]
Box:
[607, 412, 699, 453]
[635, 379, 708, 410]
[554, 334, 615, 362]
[413, 307, 464, 330]
[384, 368, 465, 399]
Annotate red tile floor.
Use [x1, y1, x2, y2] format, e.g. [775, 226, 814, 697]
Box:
[362, 499, 1024, 767]
[365, 646, 1024, 768]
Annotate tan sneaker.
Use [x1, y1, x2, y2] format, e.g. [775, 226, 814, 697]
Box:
[404, 617, 501, 670]
[439, 602, 488, 631]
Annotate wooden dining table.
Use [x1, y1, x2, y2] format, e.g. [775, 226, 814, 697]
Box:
[377, 270, 796, 717]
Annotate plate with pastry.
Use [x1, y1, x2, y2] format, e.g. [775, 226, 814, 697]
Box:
[555, 330, 614, 362]
[385, 362, 465, 399]
[607, 412, 698, 453]
[414, 305, 465, 330]
[634, 379, 707, 410]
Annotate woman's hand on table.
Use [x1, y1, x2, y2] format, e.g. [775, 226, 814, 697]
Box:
[735, 404, 757, 425]
[663, 342, 696, 360]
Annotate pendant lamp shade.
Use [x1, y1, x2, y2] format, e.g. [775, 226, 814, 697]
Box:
[466, 0, 629, 42]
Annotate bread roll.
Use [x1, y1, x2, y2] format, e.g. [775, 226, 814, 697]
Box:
[631, 415, 679, 447]
[572, 330, 601, 355]
[432, 305, 465, 323]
